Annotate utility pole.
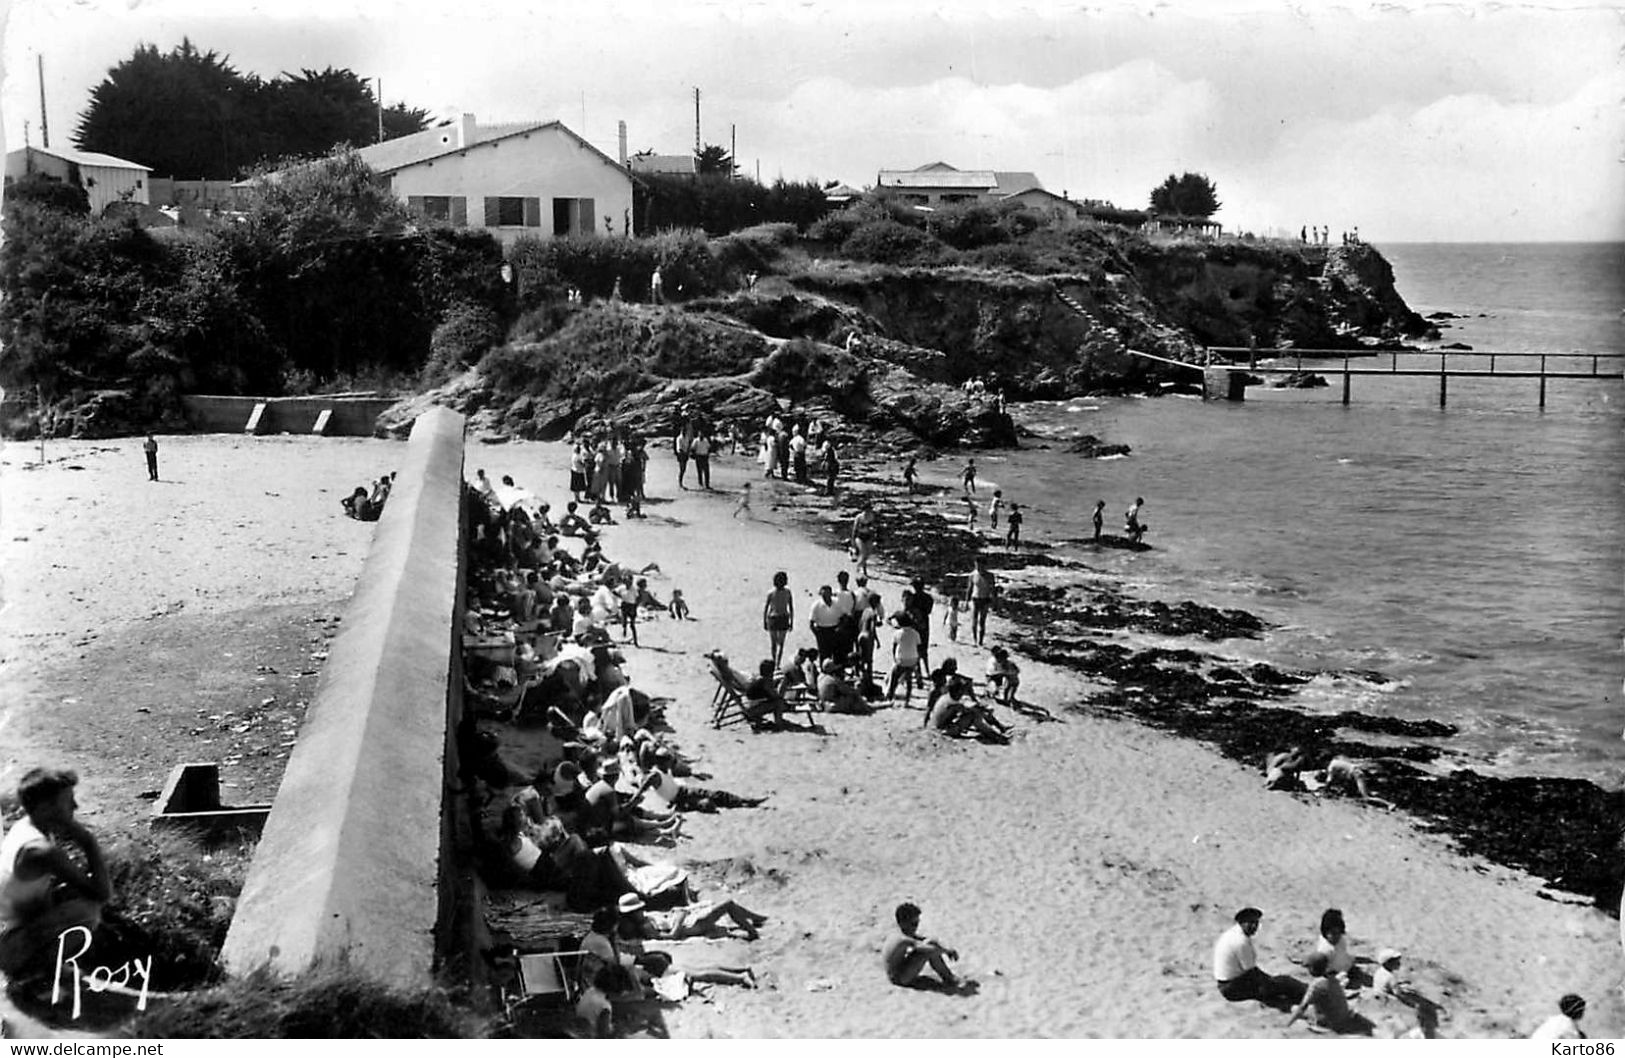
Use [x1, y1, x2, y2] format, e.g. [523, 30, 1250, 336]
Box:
[730, 123, 736, 179]
[693, 87, 701, 154]
[38, 54, 49, 148]
[376, 77, 384, 143]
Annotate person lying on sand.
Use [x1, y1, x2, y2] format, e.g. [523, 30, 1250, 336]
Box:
[618, 891, 767, 942]
[882, 902, 963, 991]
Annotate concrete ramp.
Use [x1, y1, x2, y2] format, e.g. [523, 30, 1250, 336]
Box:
[312, 409, 333, 435]
[220, 408, 465, 988]
[244, 402, 268, 434]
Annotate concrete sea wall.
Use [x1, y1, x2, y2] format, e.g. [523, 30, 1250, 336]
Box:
[219, 407, 466, 988]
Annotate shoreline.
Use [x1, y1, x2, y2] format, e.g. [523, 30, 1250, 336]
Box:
[1, 432, 1618, 1038]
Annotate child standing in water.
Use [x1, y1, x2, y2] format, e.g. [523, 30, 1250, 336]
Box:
[988, 489, 1004, 531]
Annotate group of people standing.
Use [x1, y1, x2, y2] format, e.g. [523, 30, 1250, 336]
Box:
[569, 431, 650, 517]
[757, 412, 839, 494]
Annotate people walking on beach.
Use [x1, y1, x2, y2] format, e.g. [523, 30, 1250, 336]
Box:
[0, 767, 114, 981]
[692, 430, 712, 490]
[674, 416, 695, 490]
[650, 266, 664, 305]
[1213, 907, 1305, 1007]
[902, 456, 918, 494]
[961, 458, 978, 495]
[943, 594, 963, 643]
[734, 483, 752, 519]
[1005, 503, 1024, 550]
[820, 436, 840, 495]
[850, 502, 877, 579]
[570, 440, 588, 502]
[882, 902, 962, 991]
[1530, 994, 1588, 1039]
[1125, 497, 1147, 544]
[968, 556, 995, 646]
[763, 571, 794, 669]
[988, 489, 1004, 530]
[143, 433, 159, 481]
[903, 578, 934, 678]
[1092, 500, 1106, 542]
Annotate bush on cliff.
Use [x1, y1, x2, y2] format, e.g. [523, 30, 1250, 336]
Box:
[843, 219, 951, 266]
[423, 300, 506, 385]
[510, 228, 720, 309]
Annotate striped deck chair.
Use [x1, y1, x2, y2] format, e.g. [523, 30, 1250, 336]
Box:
[706, 651, 754, 729]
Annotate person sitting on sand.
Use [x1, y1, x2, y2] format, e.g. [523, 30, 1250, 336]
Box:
[818, 658, 874, 715]
[1314, 908, 1359, 986]
[882, 902, 962, 991]
[1264, 745, 1314, 790]
[617, 891, 768, 942]
[559, 501, 598, 542]
[1213, 907, 1304, 1005]
[633, 745, 766, 813]
[1286, 952, 1371, 1034]
[985, 645, 1021, 705]
[1530, 993, 1588, 1039]
[1370, 949, 1403, 999]
[926, 677, 1009, 743]
[0, 767, 114, 982]
[742, 659, 806, 731]
[668, 588, 690, 621]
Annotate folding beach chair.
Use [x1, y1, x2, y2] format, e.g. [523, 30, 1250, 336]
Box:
[706, 652, 752, 729]
[502, 948, 589, 1022]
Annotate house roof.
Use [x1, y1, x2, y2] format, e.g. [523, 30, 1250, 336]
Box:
[876, 164, 1044, 194]
[353, 119, 626, 177]
[823, 182, 862, 200]
[1002, 187, 1076, 208]
[992, 171, 1042, 196]
[878, 168, 998, 190]
[10, 145, 151, 171]
[629, 154, 696, 175]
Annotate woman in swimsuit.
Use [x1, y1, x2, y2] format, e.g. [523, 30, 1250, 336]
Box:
[850, 504, 877, 578]
[763, 570, 794, 668]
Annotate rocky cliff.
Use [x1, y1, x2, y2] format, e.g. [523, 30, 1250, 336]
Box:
[383, 239, 1431, 446]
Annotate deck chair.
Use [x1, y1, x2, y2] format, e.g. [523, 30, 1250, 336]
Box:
[706, 652, 754, 729]
[502, 948, 589, 1023]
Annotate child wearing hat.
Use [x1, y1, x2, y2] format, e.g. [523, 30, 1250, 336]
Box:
[1530, 994, 1588, 1040]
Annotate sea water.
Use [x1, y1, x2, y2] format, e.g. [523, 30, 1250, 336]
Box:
[981, 242, 1624, 786]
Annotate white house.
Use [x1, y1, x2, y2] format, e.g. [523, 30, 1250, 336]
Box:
[250, 114, 634, 245]
[3, 145, 151, 215]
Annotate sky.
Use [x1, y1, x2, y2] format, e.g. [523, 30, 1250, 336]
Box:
[2, 0, 1621, 242]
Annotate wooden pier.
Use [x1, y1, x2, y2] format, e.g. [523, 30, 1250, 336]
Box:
[1151, 347, 1625, 407]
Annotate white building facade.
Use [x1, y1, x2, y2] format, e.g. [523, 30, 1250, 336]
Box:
[3, 145, 151, 215]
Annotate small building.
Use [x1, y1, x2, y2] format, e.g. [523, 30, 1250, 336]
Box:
[3, 145, 151, 215]
[1001, 187, 1086, 228]
[245, 114, 634, 245]
[822, 182, 863, 206]
[628, 153, 697, 178]
[875, 161, 1043, 208]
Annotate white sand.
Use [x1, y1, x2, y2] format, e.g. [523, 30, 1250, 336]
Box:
[1, 432, 1618, 1038]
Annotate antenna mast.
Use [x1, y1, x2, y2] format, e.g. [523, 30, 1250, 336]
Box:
[693, 87, 700, 154]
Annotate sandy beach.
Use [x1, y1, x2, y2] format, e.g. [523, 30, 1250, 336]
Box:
[1, 431, 1619, 1039]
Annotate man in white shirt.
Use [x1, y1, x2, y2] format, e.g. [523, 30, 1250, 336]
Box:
[809, 585, 843, 660]
[1213, 907, 1303, 1005]
[1530, 994, 1587, 1040]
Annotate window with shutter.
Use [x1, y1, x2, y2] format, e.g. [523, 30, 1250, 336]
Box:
[523, 197, 541, 227]
[579, 199, 596, 235]
[484, 197, 500, 226]
[451, 197, 467, 226]
[407, 196, 424, 212]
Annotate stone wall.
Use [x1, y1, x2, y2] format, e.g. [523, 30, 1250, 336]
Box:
[180, 395, 399, 435]
[220, 407, 465, 988]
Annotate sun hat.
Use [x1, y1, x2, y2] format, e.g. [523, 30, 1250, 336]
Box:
[1376, 948, 1402, 966]
[1559, 994, 1586, 1019]
[618, 893, 646, 915]
[1234, 907, 1263, 923]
